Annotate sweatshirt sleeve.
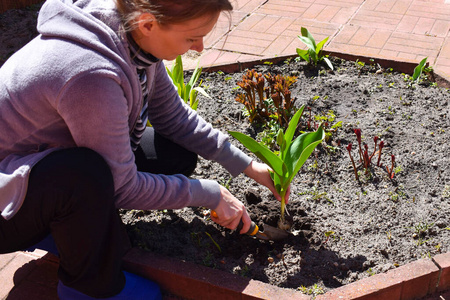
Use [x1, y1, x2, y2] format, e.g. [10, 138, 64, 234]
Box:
[147, 62, 253, 177]
[55, 70, 222, 210]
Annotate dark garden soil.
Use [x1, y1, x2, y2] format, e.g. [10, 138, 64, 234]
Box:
[120, 58, 450, 295]
[2, 4, 450, 296]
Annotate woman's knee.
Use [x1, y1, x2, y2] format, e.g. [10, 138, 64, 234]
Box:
[30, 147, 115, 204]
[71, 147, 114, 191]
[181, 150, 198, 176]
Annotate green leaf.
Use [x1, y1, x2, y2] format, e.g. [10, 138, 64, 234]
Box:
[228, 131, 285, 176]
[194, 86, 211, 98]
[298, 35, 316, 52]
[276, 128, 285, 149]
[172, 55, 184, 84]
[324, 57, 334, 70]
[230, 123, 324, 225]
[283, 105, 305, 155]
[296, 48, 310, 63]
[188, 65, 202, 87]
[276, 129, 287, 160]
[205, 232, 221, 252]
[166, 55, 207, 111]
[315, 37, 329, 55]
[167, 55, 186, 99]
[309, 49, 318, 65]
[166, 67, 173, 78]
[300, 27, 317, 50]
[271, 169, 283, 195]
[188, 89, 197, 108]
[190, 94, 199, 110]
[412, 57, 428, 81]
[285, 125, 325, 182]
[331, 120, 342, 129]
[184, 82, 193, 102]
[189, 87, 209, 111]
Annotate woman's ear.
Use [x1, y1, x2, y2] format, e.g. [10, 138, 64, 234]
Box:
[136, 13, 156, 37]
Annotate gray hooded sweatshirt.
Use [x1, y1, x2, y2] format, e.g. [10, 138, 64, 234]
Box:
[0, 0, 252, 220]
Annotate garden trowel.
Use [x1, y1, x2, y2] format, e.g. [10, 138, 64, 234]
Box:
[237, 219, 290, 241]
[211, 210, 289, 241]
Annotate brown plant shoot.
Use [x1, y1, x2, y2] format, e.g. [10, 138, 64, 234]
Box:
[369, 136, 379, 161]
[235, 69, 298, 128]
[386, 155, 396, 179]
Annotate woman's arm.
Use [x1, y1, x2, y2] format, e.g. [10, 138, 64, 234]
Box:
[147, 62, 252, 176]
[56, 70, 221, 211]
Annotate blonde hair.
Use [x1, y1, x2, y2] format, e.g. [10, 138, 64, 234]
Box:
[115, 0, 233, 32]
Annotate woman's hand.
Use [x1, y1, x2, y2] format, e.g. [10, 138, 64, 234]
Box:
[243, 160, 290, 203]
[210, 186, 251, 234]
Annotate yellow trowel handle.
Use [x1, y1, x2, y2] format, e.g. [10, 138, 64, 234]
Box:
[211, 210, 259, 236]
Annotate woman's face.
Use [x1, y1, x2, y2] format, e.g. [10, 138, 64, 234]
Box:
[131, 12, 220, 61]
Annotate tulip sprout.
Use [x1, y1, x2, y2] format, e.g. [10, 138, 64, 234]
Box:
[229, 105, 325, 228]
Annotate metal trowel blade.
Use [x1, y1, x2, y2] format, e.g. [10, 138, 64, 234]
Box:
[259, 223, 290, 241]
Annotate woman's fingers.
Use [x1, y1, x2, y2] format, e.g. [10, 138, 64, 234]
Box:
[243, 161, 291, 204]
[210, 186, 251, 233]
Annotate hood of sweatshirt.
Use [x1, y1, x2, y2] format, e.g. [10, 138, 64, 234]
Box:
[38, 0, 127, 64]
[34, 0, 142, 130]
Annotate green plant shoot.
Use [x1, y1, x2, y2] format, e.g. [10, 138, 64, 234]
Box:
[412, 57, 428, 82]
[166, 55, 210, 110]
[205, 232, 221, 253]
[229, 105, 325, 227]
[296, 27, 333, 70]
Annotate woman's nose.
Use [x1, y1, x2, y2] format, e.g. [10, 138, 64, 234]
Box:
[190, 39, 204, 52]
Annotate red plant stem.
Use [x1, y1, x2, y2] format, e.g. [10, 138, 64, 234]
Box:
[377, 140, 384, 166]
[363, 145, 370, 172]
[369, 136, 379, 161]
[354, 129, 363, 163]
[390, 155, 395, 179]
[357, 144, 363, 163]
[346, 144, 359, 181]
[364, 144, 369, 164]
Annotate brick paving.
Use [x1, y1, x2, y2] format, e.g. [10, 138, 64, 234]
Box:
[0, 250, 58, 300]
[1, 0, 450, 299]
[178, 0, 450, 82]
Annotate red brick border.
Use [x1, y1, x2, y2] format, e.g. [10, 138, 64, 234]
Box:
[433, 252, 450, 292]
[122, 248, 308, 300]
[122, 248, 450, 300]
[1, 247, 449, 299]
[197, 52, 450, 89]
[316, 259, 440, 300]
